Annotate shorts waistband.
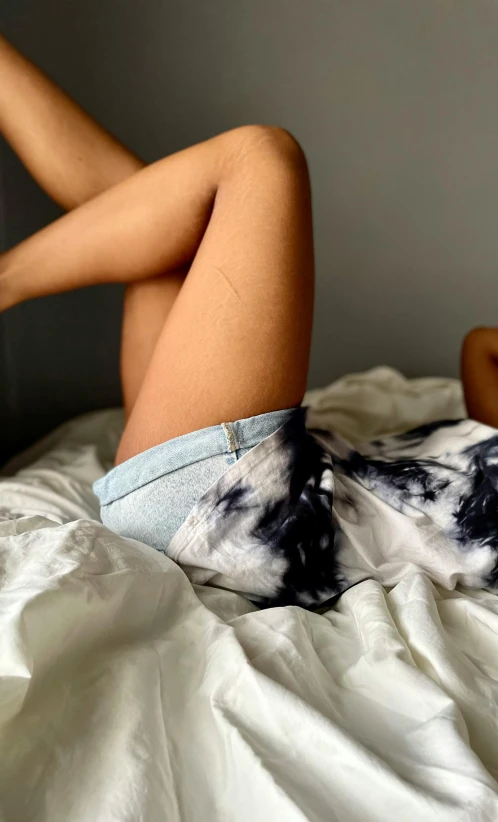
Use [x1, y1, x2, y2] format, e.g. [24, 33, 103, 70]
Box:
[93, 407, 299, 506]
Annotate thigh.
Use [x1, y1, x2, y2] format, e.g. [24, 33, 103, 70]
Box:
[116, 128, 314, 464]
[120, 270, 187, 419]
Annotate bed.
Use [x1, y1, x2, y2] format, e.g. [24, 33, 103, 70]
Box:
[1, 367, 497, 821]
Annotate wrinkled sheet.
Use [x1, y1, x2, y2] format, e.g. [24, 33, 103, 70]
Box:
[1, 368, 497, 821]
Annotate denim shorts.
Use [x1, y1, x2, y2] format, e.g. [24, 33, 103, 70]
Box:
[93, 407, 297, 552]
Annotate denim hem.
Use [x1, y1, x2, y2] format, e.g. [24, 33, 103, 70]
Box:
[93, 407, 299, 506]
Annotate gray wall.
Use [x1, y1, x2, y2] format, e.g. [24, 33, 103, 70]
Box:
[2, 0, 498, 458]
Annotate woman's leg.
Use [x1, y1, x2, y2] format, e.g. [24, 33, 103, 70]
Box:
[120, 272, 186, 414]
[0, 123, 314, 464]
[0, 34, 185, 415]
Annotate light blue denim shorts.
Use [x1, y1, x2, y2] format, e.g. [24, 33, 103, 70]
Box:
[93, 407, 297, 552]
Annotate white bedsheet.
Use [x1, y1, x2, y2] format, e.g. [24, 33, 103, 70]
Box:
[1, 368, 497, 821]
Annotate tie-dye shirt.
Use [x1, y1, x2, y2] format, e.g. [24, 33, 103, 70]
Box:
[167, 407, 498, 608]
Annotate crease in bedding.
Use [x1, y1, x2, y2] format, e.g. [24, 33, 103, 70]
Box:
[2, 369, 498, 820]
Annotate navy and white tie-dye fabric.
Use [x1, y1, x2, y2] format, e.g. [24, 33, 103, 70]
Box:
[167, 408, 498, 608]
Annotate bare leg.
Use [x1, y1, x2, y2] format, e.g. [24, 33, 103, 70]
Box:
[0, 124, 314, 464]
[120, 272, 186, 413]
[461, 327, 498, 426]
[0, 34, 185, 414]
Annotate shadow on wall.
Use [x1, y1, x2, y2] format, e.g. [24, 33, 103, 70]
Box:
[1, 288, 123, 465]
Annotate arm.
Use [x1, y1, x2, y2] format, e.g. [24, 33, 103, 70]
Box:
[461, 327, 498, 427]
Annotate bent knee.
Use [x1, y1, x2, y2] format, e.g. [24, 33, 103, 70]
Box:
[462, 327, 498, 354]
[225, 124, 309, 180]
[239, 124, 306, 163]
